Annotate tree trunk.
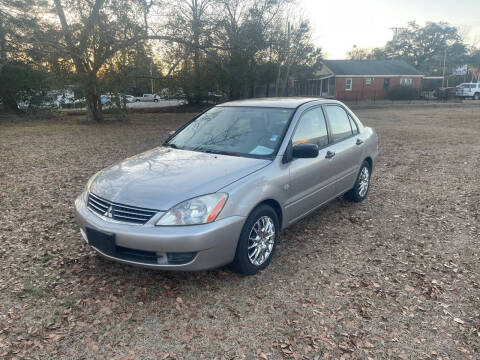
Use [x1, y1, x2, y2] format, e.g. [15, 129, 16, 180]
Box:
[1, 92, 20, 113]
[281, 62, 292, 96]
[274, 63, 282, 96]
[0, 21, 6, 65]
[85, 80, 103, 122]
[0, 22, 8, 108]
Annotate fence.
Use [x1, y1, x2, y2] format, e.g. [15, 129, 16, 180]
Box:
[335, 88, 466, 104]
[336, 90, 381, 102]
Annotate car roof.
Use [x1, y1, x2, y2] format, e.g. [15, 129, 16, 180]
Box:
[217, 97, 338, 109]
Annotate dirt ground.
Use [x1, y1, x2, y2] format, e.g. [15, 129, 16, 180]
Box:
[0, 105, 479, 359]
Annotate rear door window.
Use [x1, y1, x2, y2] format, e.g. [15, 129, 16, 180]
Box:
[348, 115, 359, 134]
[324, 106, 355, 142]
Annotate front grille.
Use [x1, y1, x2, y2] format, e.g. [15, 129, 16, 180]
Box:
[87, 193, 158, 224]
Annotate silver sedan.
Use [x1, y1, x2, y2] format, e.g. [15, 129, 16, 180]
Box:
[75, 98, 378, 275]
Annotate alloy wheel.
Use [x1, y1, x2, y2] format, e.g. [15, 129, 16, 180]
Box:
[358, 166, 370, 197]
[247, 216, 275, 266]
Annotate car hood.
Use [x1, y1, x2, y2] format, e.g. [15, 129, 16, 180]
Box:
[89, 147, 271, 210]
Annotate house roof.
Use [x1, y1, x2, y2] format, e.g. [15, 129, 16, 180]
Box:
[322, 60, 423, 76]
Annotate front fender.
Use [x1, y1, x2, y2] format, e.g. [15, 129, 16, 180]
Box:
[216, 161, 288, 228]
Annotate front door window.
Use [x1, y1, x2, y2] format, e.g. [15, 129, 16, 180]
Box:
[292, 107, 329, 148]
[285, 107, 335, 223]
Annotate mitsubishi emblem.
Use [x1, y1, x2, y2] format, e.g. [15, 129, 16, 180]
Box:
[104, 206, 113, 218]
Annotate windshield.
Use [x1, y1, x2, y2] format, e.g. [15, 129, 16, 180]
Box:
[166, 106, 294, 157]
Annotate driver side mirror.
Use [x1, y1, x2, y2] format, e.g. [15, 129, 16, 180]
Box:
[292, 143, 319, 159]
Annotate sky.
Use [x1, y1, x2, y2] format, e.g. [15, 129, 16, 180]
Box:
[301, 0, 480, 59]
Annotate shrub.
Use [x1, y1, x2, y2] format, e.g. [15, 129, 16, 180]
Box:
[0, 62, 50, 112]
[386, 86, 420, 100]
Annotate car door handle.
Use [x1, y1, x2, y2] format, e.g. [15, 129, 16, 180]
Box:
[325, 150, 335, 159]
[356, 138, 364, 145]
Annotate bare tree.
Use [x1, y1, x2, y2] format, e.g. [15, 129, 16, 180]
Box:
[346, 45, 378, 60]
[162, 0, 215, 102]
[212, 0, 290, 99]
[1, 0, 326, 114]
[36, 0, 158, 121]
[269, 14, 321, 96]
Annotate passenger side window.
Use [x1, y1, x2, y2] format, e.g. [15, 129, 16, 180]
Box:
[292, 107, 329, 148]
[325, 106, 355, 142]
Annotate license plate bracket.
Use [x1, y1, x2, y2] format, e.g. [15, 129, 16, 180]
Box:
[86, 227, 116, 256]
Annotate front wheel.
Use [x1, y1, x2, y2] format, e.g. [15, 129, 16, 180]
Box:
[230, 205, 279, 275]
[344, 161, 371, 202]
[473, 93, 480, 100]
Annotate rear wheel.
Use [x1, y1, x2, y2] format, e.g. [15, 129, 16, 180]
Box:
[230, 205, 279, 275]
[344, 161, 371, 202]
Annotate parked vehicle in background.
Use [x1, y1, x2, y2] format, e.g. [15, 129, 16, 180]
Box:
[73, 98, 86, 108]
[75, 98, 379, 275]
[100, 95, 111, 105]
[207, 91, 224, 99]
[104, 93, 134, 105]
[135, 94, 162, 102]
[51, 90, 75, 109]
[173, 90, 186, 100]
[157, 88, 186, 100]
[17, 89, 75, 110]
[434, 87, 457, 100]
[456, 83, 480, 100]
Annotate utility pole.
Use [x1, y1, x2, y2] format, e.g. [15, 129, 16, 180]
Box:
[442, 47, 447, 88]
[389, 27, 406, 42]
[150, 63, 154, 94]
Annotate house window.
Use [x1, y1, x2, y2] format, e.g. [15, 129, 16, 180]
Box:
[345, 78, 352, 91]
[400, 78, 413, 86]
[365, 78, 372, 85]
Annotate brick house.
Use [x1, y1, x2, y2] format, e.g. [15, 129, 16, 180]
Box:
[293, 60, 424, 100]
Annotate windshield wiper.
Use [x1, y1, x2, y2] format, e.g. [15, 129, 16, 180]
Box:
[195, 147, 244, 157]
[164, 143, 179, 149]
[192, 147, 227, 155]
[204, 149, 232, 156]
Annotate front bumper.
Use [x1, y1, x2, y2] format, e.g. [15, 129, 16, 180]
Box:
[74, 195, 245, 270]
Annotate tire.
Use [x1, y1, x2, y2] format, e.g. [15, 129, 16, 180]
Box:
[135, 99, 140, 102]
[473, 93, 480, 100]
[344, 161, 371, 202]
[154, 99, 159, 103]
[230, 205, 279, 275]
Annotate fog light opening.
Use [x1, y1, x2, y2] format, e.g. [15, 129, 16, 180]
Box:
[166, 252, 197, 265]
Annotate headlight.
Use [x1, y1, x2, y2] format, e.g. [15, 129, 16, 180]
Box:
[83, 172, 100, 202]
[85, 172, 99, 192]
[156, 193, 228, 226]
